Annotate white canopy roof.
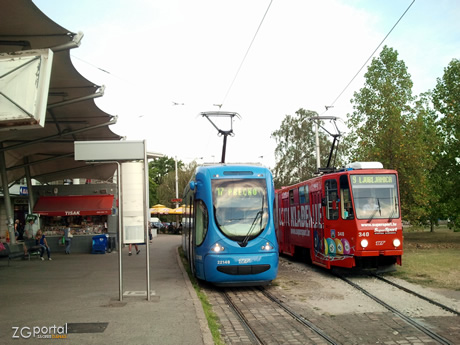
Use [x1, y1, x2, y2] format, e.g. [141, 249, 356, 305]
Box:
[0, 0, 123, 186]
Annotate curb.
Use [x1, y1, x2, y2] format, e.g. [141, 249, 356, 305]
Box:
[176, 246, 214, 345]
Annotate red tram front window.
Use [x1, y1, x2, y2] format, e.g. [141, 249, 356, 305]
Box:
[350, 174, 399, 220]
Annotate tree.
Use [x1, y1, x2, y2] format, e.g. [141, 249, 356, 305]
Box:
[432, 58, 460, 230]
[148, 156, 183, 207]
[404, 93, 440, 226]
[157, 161, 197, 207]
[347, 46, 413, 167]
[346, 46, 435, 224]
[271, 109, 332, 188]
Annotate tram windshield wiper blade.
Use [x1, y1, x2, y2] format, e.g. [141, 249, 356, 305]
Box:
[367, 198, 381, 223]
[388, 196, 397, 221]
[239, 196, 264, 247]
[239, 210, 262, 247]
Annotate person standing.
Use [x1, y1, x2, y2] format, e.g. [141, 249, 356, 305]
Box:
[64, 224, 73, 254]
[35, 229, 52, 261]
[128, 243, 140, 256]
[14, 219, 20, 239]
[24, 219, 35, 239]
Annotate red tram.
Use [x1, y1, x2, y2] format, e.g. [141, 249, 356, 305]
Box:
[275, 162, 403, 269]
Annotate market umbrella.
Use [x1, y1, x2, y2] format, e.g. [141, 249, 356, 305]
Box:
[169, 205, 185, 215]
[150, 204, 172, 215]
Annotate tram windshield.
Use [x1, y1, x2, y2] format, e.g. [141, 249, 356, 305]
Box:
[350, 174, 400, 220]
[212, 178, 268, 241]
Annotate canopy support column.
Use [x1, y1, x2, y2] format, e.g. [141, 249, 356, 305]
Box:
[24, 156, 35, 214]
[0, 143, 15, 244]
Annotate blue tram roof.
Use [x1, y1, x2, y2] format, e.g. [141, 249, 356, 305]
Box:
[199, 162, 264, 167]
[195, 163, 269, 177]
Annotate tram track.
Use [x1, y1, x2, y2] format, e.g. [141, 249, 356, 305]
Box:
[221, 290, 265, 345]
[258, 287, 338, 345]
[333, 272, 454, 345]
[207, 258, 460, 344]
[369, 273, 460, 316]
[221, 287, 338, 345]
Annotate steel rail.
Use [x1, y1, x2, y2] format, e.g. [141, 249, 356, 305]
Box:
[258, 287, 338, 345]
[371, 273, 460, 317]
[222, 290, 265, 345]
[334, 273, 452, 345]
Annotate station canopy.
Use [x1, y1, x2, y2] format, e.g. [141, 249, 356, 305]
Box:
[0, 0, 123, 188]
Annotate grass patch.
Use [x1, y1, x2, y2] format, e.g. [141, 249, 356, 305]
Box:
[389, 226, 460, 291]
[178, 247, 225, 345]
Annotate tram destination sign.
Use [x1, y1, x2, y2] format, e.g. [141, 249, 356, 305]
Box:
[351, 174, 395, 185]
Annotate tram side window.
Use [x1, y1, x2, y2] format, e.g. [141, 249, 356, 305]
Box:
[195, 200, 208, 246]
[299, 185, 308, 204]
[340, 175, 354, 220]
[289, 190, 295, 205]
[325, 179, 339, 220]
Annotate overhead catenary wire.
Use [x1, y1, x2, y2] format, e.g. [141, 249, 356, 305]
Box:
[70, 54, 126, 81]
[220, 0, 273, 108]
[324, 0, 416, 113]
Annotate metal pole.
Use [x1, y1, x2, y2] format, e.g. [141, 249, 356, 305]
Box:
[315, 120, 320, 170]
[117, 162, 123, 302]
[0, 144, 15, 244]
[24, 157, 35, 215]
[144, 141, 150, 301]
[309, 115, 339, 171]
[175, 157, 179, 208]
[221, 133, 228, 163]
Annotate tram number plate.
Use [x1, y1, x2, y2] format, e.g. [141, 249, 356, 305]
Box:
[238, 258, 251, 264]
[217, 260, 230, 265]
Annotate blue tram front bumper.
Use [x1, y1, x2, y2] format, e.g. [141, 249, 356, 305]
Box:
[203, 252, 279, 285]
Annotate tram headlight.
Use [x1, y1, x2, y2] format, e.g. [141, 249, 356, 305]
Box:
[393, 239, 401, 247]
[211, 243, 225, 253]
[360, 239, 369, 248]
[261, 242, 273, 251]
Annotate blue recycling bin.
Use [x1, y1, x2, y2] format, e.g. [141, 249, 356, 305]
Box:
[92, 234, 107, 254]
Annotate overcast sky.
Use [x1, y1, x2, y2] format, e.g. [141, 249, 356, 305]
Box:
[33, 0, 460, 169]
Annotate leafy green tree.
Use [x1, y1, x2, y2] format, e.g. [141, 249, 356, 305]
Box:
[157, 161, 197, 207]
[346, 46, 435, 224]
[347, 46, 413, 167]
[148, 156, 183, 207]
[432, 58, 460, 230]
[271, 109, 332, 188]
[403, 93, 440, 225]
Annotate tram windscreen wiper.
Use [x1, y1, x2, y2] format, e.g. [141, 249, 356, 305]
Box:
[367, 198, 381, 223]
[388, 196, 397, 221]
[239, 197, 264, 247]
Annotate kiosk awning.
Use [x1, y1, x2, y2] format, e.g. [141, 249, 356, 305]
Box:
[33, 195, 114, 216]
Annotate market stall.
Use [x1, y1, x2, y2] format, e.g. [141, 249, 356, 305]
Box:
[32, 195, 115, 252]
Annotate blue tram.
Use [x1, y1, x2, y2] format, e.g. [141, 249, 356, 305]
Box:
[182, 163, 279, 286]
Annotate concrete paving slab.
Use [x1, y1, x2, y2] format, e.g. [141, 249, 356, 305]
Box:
[0, 235, 213, 345]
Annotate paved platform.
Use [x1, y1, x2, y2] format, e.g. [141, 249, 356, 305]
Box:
[0, 235, 213, 345]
